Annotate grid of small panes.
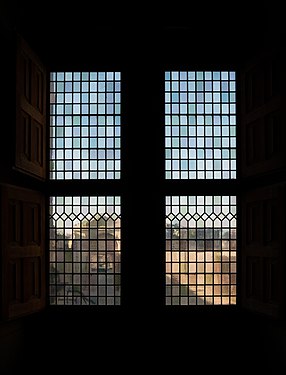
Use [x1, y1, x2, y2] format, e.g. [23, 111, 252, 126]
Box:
[50, 72, 121, 179]
[165, 71, 236, 179]
[49, 196, 121, 305]
[166, 196, 236, 305]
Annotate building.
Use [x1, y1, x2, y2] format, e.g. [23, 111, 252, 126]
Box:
[72, 217, 121, 272]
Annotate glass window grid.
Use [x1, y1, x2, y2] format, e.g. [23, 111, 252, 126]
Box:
[49, 196, 121, 305]
[165, 195, 237, 306]
[50, 72, 121, 180]
[165, 71, 236, 179]
[48, 70, 238, 308]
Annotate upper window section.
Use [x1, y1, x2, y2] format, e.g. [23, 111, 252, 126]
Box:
[165, 71, 236, 179]
[50, 72, 121, 180]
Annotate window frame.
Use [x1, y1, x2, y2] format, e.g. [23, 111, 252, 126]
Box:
[46, 65, 242, 310]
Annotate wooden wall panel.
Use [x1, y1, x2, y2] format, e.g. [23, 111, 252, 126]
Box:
[1, 184, 46, 320]
[15, 36, 46, 180]
[240, 53, 286, 177]
[242, 185, 285, 318]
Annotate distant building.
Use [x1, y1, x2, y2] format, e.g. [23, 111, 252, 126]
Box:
[72, 216, 121, 272]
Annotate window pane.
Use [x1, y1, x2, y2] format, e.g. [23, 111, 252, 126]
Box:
[165, 71, 236, 179]
[50, 72, 121, 179]
[165, 196, 236, 305]
[49, 196, 121, 305]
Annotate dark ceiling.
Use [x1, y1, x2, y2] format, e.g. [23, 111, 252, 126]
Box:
[1, 0, 284, 69]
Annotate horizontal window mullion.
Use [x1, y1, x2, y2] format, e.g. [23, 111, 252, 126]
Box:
[47, 180, 123, 196]
[163, 180, 240, 196]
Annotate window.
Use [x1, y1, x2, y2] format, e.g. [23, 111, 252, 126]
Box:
[166, 195, 237, 305]
[50, 72, 121, 180]
[48, 69, 237, 307]
[49, 72, 122, 305]
[49, 196, 121, 305]
[164, 71, 237, 305]
[165, 71, 236, 180]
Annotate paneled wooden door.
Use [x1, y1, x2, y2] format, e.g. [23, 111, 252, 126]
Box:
[240, 50, 286, 319]
[1, 184, 46, 320]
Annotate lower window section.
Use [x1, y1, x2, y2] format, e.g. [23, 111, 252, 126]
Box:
[49, 196, 121, 305]
[166, 196, 237, 305]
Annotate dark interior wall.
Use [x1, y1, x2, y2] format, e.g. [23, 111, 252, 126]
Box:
[1, 0, 286, 371]
[1, 308, 286, 371]
[0, 0, 274, 69]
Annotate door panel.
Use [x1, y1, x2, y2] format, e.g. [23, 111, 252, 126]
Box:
[240, 50, 286, 318]
[242, 185, 285, 318]
[1, 184, 46, 320]
[15, 36, 46, 179]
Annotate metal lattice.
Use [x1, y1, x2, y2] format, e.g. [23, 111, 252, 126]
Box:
[165, 71, 236, 179]
[166, 196, 237, 305]
[50, 72, 121, 179]
[49, 196, 121, 305]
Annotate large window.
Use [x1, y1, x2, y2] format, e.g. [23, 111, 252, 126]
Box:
[165, 71, 237, 305]
[48, 69, 237, 307]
